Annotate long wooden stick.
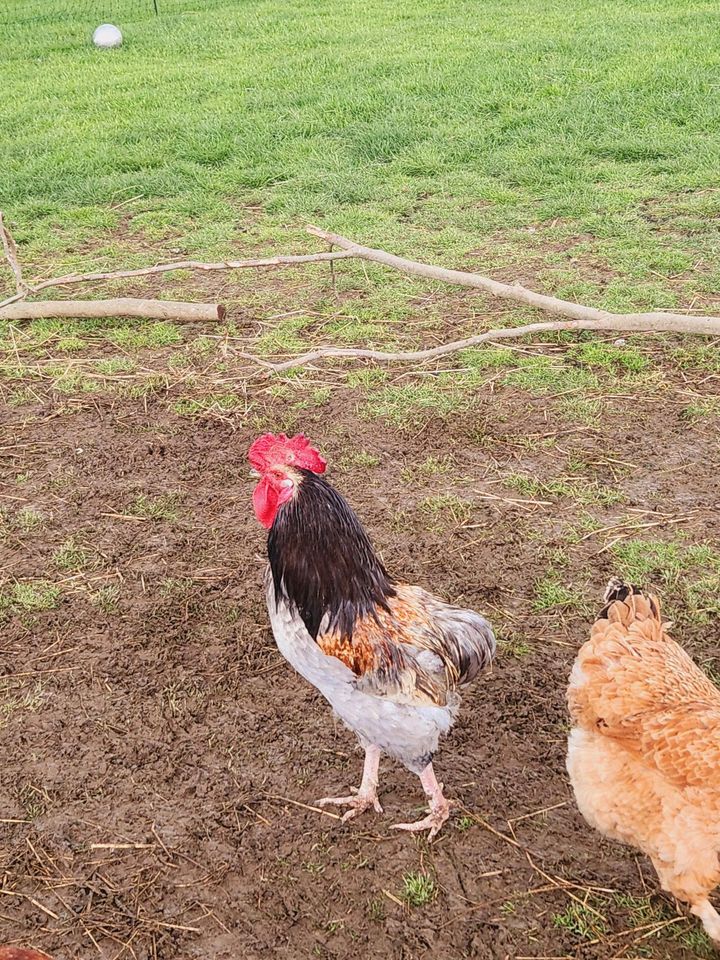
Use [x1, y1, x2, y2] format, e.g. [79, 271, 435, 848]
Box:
[0, 298, 225, 322]
[2, 208, 720, 366]
[28, 249, 351, 296]
[306, 225, 720, 337]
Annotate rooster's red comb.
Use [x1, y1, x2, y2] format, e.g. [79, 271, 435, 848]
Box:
[248, 433, 327, 474]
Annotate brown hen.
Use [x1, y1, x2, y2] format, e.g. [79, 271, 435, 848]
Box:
[567, 577, 720, 943]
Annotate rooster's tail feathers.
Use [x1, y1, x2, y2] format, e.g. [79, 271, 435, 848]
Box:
[434, 606, 496, 685]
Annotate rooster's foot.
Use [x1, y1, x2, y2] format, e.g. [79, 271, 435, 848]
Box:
[317, 788, 383, 822]
[391, 796, 451, 840]
[391, 763, 451, 840]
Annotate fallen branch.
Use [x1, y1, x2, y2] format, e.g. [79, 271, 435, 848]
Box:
[0, 297, 225, 323]
[253, 314, 713, 373]
[26, 250, 351, 296]
[306, 225, 720, 337]
[2, 208, 719, 367]
[0, 211, 26, 295]
[0, 244, 352, 310]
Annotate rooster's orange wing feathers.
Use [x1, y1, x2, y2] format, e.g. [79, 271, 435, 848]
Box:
[317, 584, 495, 708]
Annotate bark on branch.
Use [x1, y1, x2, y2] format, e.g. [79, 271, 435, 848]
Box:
[257, 315, 720, 372]
[23, 249, 353, 298]
[2, 206, 719, 370]
[0, 244, 353, 311]
[0, 298, 225, 323]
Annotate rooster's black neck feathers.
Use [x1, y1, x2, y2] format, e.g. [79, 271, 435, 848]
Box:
[267, 469, 395, 639]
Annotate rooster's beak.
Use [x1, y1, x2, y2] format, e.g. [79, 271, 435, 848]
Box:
[249, 468, 261, 479]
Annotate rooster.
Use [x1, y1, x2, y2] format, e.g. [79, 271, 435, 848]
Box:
[567, 578, 720, 944]
[249, 432, 495, 837]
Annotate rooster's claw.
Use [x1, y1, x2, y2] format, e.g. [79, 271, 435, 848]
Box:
[317, 789, 383, 821]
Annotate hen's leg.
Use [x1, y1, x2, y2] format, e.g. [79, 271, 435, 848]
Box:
[652, 857, 720, 945]
[391, 762, 450, 840]
[317, 744, 383, 822]
[691, 900, 720, 944]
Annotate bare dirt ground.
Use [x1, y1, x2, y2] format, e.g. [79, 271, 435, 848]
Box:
[1, 273, 720, 960]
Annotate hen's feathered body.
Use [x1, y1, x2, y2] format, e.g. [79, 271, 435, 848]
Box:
[567, 579, 720, 943]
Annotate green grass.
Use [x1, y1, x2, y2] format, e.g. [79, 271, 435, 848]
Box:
[255, 318, 313, 357]
[173, 393, 244, 416]
[401, 872, 436, 907]
[552, 892, 714, 956]
[129, 493, 182, 521]
[418, 494, 471, 527]
[504, 472, 622, 506]
[96, 357, 138, 375]
[91, 585, 121, 613]
[502, 359, 600, 397]
[552, 899, 608, 941]
[567, 341, 650, 373]
[159, 576, 194, 597]
[402, 456, 455, 481]
[3, 0, 720, 320]
[364, 381, 468, 427]
[533, 571, 586, 613]
[15, 508, 46, 532]
[52, 537, 93, 572]
[107, 322, 183, 350]
[682, 398, 720, 421]
[497, 630, 533, 659]
[361, 344, 656, 428]
[0, 580, 61, 619]
[337, 449, 381, 469]
[0, 680, 44, 732]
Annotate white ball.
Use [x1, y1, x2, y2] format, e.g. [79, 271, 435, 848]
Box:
[93, 24, 123, 48]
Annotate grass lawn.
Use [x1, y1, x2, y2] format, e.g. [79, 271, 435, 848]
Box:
[3, 0, 720, 299]
[1, 2, 720, 959]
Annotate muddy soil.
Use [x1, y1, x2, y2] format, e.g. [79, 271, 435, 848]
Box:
[1, 363, 719, 960]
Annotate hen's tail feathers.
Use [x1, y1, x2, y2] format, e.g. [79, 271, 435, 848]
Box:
[597, 576, 661, 623]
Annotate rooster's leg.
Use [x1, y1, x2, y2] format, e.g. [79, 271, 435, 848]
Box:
[391, 762, 450, 840]
[317, 744, 383, 822]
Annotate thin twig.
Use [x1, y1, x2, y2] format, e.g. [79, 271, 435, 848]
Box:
[138, 918, 201, 933]
[0, 211, 26, 294]
[262, 793, 342, 820]
[0, 228, 352, 308]
[255, 311, 720, 370]
[0, 887, 59, 919]
[89, 843, 157, 851]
